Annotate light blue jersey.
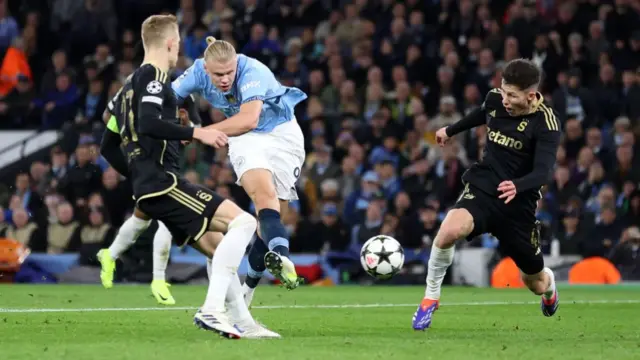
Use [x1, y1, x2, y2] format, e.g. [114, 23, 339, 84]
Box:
[172, 54, 307, 133]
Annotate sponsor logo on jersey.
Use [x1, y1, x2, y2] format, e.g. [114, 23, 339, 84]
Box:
[240, 81, 260, 93]
[487, 128, 523, 150]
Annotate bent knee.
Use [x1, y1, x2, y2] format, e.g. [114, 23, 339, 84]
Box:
[249, 185, 277, 206]
[229, 212, 258, 232]
[437, 209, 475, 246]
[198, 232, 224, 256]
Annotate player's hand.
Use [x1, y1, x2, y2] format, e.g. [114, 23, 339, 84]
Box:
[435, 127, 451, 147]
[179, 109, 192, 145]
[497, 180, 517, 204]
[193, 128, 228, 148]
[178, 109, 190, 125]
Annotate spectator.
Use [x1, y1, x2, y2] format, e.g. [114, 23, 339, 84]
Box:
[202, 0, 234, 35]
[286, 202, 322, 253]
[68, 0, 117, 61]
[45, 202, 81, 254]
[83, 44, 115, 85]
[0, 74, 35, 127]
[0, 1, 19, 49]
[353, 201, 383, 247]
[58, 143, 103, 208]
[180, 143, 209, 180]
[585, 205, 624, 258]
[33, 71, 79, 129]
[552, 70, 597, 128]
[2, 0, 640, 284]
[555, 209, 587, 255]
[3, 208, 39, 250]
[78, 206, 114, 265]
[184, 22, 210, 62]
[13, 172, 43, 216]
[0, 36, 32, 98]
[40, 50, 72, 93]
[29, 161, 49, 197]
[242, 23, 280, 69]
[47, 146, 69, 185]
[308, 145, 340, 194]
[79, 78, 106, 125]
[620, 190, 640, 227]
[609, 226, 640, 280]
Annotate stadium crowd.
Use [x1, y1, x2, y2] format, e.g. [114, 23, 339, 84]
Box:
[0, 0, 639, 280]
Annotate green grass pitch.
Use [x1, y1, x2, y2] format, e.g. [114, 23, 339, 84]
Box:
[1, 284, 639, 360]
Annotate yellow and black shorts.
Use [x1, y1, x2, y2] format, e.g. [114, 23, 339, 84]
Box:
[454, 183, 543, 275]
[137, 177, 224, 246]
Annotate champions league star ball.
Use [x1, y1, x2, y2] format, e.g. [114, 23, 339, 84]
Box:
[360, 235, 404, 280]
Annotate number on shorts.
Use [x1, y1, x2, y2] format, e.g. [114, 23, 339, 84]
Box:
[197, 191, 213, 202]
[530, 220, 541, 249]
[456, 183, 474, 202]
[293, 167, 300, 179]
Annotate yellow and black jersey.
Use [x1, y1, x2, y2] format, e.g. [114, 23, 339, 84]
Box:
[100, 72, 202, 180]
[112, 64, 194, 200]
[446, 88, 562, 198]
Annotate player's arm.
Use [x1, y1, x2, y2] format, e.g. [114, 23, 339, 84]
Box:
[102, 109, 111, 124]
[445, 89, 499, 137]
[207, 100, 262, 136]
[136, 69, 195, 141]
[444, 107, 486, 137]
[103, 88, 122, 124]
[100, 115, 129, 176]
[512, 111, 562, 192]
[207, 68, 266, 136]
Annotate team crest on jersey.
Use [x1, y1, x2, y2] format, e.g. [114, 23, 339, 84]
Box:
[146, 81, 163, 94]
[233, 156, 245, 168]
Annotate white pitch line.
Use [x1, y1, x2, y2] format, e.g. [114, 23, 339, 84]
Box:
[0, 299, 639, 313]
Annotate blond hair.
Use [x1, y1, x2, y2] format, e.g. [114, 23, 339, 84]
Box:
[141, 14, 178, 48]
[204, 36, 236, 62]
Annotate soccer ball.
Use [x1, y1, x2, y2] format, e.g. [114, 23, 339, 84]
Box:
[360, 235, 404, 279]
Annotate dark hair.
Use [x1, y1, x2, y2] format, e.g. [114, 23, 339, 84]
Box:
[502, 58, 542, 91]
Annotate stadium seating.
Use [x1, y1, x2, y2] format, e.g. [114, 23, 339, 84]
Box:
[1, 0, 639, 285]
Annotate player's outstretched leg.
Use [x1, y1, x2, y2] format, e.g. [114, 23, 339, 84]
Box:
[97, 210, 151, 288]
[201, 256, 281, 339]
[194, 201, 257, 339]
[522, 267, 559, 317]
[413, 208, 474, 330]
[227, 275, 281, 339]
[150, 221, 175, 305]
[199, 233, 279, 338]
[243, 233, 269, 307]
[241, 170, 300, 290]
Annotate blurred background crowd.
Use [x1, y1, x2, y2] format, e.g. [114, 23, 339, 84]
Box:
[0, 0, 639, 282]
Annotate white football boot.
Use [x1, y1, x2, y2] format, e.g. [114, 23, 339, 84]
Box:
[193, 310, 242, 339]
